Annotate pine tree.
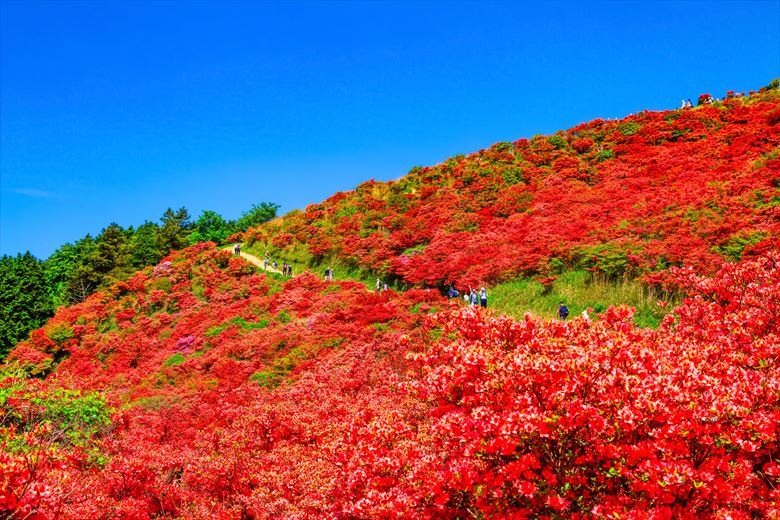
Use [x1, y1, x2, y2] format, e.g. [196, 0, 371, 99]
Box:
[0, 252, 54, 360]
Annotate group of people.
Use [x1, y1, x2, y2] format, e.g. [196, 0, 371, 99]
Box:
[244, 247, 588, 320]
[680, 96, 720, 109]
[558, 302, 590, 320]
[448, 286, 489, 308]
[233, 243, 241, 255]
[260, 252, 292, 276]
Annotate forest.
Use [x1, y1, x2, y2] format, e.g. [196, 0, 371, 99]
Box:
[0, 202, 278, 359]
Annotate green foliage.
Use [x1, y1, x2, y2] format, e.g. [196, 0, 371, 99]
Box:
[130, 221, 165, 267]
[596, 149, 615, 162]
[235, 202, 280, 232]
[547, 134, 568, 149]
[502, 167, 524, 185]
[0, 252, 54, 360]
[1, 366, 112, 448]
[46, 324, 74, 345]
[766, 78, 780, 91]
[159, 207, 193, 254]
[576, 243, 638, 279]
[205, 323, 229, 337]
[189, 210, 233, 245]
[492, 141, 514, 153]
[713, 230, 769, 261]
[618, 121, 641, 136]
[163, 353, 186, 366]
[230, 317, 269, 330]
[489, 270, 674, 328]
[249, 346, 306, 388]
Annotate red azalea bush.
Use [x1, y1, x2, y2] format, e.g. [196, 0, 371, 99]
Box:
[3, 90, 780, 518]
[335, 253, 780, 518]
[3, 246, 779, 518]
[253, 90, 779, 288]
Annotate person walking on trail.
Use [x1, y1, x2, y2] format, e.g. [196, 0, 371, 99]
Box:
[376, 279, 383, 294]
[470, 290, 478, 307]
[558, 302, 569, 320]
[479, 287, 488, 308]
[272, 261, 278, 270]
[263, 257, 269, 271]
[324, 267, 333, 281]
[447, 285, 459, 299]
[234, 243, 241, 255]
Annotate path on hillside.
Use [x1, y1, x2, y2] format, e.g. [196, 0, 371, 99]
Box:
[224, 245, 283, 275]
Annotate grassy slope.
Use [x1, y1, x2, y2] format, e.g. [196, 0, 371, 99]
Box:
[245, 240, 674, 327]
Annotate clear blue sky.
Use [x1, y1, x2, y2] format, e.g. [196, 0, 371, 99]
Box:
[2, 1, 778, 258]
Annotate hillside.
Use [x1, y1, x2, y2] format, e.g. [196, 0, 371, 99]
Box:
[245, 89, 780, 289]
[2, 88, 779, 518]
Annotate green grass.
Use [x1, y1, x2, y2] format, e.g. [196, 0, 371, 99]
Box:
[489, 270, 677, 328]
[243, 241, 393, 291]
[163, 353, 186, 366]
[246, 242, 675, 328]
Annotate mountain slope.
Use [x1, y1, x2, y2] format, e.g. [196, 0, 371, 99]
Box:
[2, 88, 779, 518]
[246, 90, 780, 288]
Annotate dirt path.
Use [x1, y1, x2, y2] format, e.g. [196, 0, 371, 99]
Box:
[224, 245, 283, 275]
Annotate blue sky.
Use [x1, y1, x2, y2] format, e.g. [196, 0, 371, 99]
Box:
[2, 1, 779, 258]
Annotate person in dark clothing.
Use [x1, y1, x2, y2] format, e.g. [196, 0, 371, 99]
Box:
[558, 302, 569, 320]
[447, 285, 459, 299]
[479, 287, 488, 308]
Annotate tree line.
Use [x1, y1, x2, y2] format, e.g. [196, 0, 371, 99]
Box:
[0, 202, 278, 360]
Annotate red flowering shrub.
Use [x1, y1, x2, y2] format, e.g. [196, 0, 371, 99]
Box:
[3, 90, 780, 518]
[253, 90, 779, 288]
[335, 253, 780, 517]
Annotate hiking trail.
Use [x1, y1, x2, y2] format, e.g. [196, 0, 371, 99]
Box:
[224, 244, 283, 275]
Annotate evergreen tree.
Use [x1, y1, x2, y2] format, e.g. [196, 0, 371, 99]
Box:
[0, 252, 54, 360]
[159, 207, 192, 254]
[189, 210, 231, 245]
[130, 221, 164, 268]
[45, 236, 98, 306]
[235, 202, 279, 231]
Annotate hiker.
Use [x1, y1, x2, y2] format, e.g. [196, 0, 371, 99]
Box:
[282, 263, 287, 276]
[234, 243, 241, 255]
[558, 302, 569, 320]
[272, 261, 278, 270]
[376, 279, 382, 294]
[479, 287, 488, 308]
[687, 98, 693, 108]
[324, 267, 333, 281]
[447, 285, 459, 299]
[287, 265, 293, 277]
[581, 309, 590, 320]
[263, 257, 269, 270]
[680, 99, 687, 109]
[470, 290, 478, 307]
[384, 282, 388, 292]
